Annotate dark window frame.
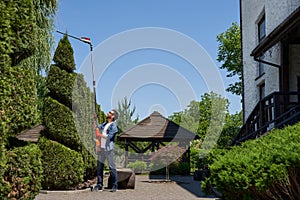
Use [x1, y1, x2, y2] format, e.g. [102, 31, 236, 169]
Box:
[259, 82, 266, 100]
[258, 14, 266, 42]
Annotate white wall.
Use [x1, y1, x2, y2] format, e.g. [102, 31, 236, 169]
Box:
[241, 0, 300, 121]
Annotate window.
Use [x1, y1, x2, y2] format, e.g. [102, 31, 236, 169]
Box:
[258, 15, 266, 42]
[259, 83, 265, 100]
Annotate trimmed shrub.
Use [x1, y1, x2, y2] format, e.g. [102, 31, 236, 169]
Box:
[203, 122, 300, 199]
[43, 97, 81, 151]
[38, 137, 84, 190]
[53, 34, 75, 72]
[46, 65, 76, 109]
[127, 161, 147, 173]
[2, 144, 43, 200]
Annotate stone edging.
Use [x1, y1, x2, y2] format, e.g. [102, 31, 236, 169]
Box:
[39, 187, 93, 194]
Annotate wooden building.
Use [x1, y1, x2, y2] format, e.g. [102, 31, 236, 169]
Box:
[118, 111, 199, 168]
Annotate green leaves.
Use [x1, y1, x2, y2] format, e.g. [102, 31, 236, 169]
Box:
[217, 22, 242, 96]
[204, 122, 300, 199]
[53, 34, 75, 72]
[2, 144, 43, 200]
[1, 65, 40, 136]
[38, 137, 84, 190]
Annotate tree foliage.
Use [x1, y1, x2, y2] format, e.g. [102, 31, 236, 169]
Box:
[217, 22, 242, 96]
[169, 92, 228, 140]
[116, 97, 139, 132]
[0, 0, 57, 197]
[169, 92, 242, 170]
[0, 0, 57, 136]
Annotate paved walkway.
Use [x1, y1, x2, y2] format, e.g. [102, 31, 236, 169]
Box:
[35, 175, 219, 200]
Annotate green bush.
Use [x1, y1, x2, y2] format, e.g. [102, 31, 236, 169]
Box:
[127, 160, 147, 173]
[203, 122, 300, 199]
[38, 137, 84, 190]
[53, 34, 75, 72]
[172, 162, 190, 175]
[2, 144, 43, 200]
[43, 97, 82, 151]
[46, 65, 76, 109]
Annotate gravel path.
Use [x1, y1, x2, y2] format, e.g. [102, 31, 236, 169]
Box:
[35, 175, 219, 200]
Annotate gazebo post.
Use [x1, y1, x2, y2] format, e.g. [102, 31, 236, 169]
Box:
[125, 140, 129, 167]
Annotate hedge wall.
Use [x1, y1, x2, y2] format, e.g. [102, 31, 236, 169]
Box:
[2, 144, 43, 200]
[38, 137, 84, 190]
[203, 122, 300, 199]
[0, 65, 40, 136]
[0, 122, 9, 197]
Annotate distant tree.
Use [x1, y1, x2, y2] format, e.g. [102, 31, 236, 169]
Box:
[169, 92, 242, 170]
[217, 111, 242, 148]
[217, 22, 242, 96]
[116, 97, 139, 132]
[170, 92, 228, 140]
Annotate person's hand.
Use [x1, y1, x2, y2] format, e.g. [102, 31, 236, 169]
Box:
[95, 128, 102, 138]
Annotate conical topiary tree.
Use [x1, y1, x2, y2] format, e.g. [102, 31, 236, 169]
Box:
[40, 34, 98, 189]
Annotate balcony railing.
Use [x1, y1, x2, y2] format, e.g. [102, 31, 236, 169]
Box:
[232, 92, 300, 145]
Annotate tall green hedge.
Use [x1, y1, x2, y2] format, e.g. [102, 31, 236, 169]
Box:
[38, 137, 84, 190]
[1, 65, 40, 136]
[203, 122, 300, 199]
[2, 144, 43, 200]
[0, 122, 9, 197]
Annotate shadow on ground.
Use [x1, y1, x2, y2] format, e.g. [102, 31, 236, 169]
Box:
[148, 175, 219, 199]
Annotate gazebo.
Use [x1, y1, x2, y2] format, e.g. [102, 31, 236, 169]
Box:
[117, 111, 199, 169]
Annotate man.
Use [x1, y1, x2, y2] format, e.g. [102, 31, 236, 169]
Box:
[93, 109, 119, 192]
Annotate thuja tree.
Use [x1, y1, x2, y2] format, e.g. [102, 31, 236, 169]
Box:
[41, 35, 98, 189]
[0, 0, 56, 137]
[0, 0, 57, 198]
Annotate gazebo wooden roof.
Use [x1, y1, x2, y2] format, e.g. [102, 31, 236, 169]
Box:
[15, 124, 44, 142]
[118, 111, 199, 142]
[117, 111, 199, 168]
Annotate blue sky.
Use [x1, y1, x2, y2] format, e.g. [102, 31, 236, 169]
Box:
[54, 0, 241, 119]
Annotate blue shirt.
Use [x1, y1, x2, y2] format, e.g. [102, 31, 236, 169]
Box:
[98, 121, 118, 151]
